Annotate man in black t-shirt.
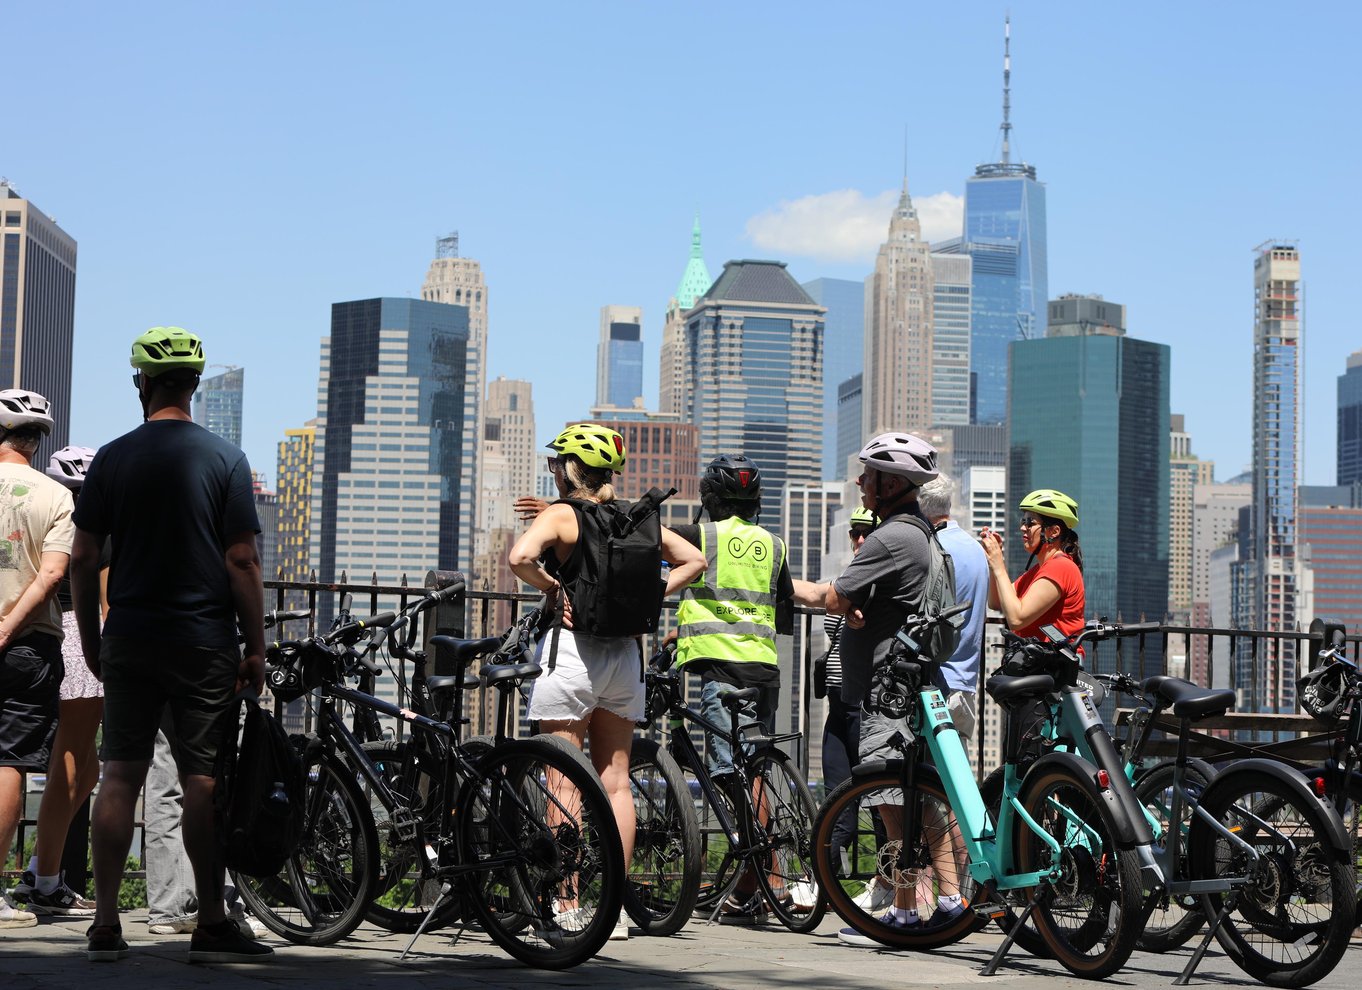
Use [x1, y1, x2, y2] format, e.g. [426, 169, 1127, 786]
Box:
[71, 327, 270, 964]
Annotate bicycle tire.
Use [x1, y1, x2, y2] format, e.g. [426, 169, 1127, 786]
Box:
[357, 739, 467, 933]
[1132, 758, 1213, 953]
[673, 748, 744, 914]
[234, 748, 380, 945]
[1189, 769, 1354, 987]
[812, 767, 985, 950]
[1015, 757, 1143, 980]
[747, 749, 826, 932]
[978, 765, 1051, 959]
[457, 735, 624, 969]
[625, 737, 702, 935]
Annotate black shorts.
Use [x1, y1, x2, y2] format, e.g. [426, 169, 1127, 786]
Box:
[100, 637, 239, 776]
[0, 633, 63, 770]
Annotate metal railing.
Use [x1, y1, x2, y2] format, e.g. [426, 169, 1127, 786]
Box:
[9, 576, 1357, 888]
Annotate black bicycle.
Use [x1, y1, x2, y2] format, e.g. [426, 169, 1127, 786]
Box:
[626, 643, 825, 934]
[238, 589, 625, 969]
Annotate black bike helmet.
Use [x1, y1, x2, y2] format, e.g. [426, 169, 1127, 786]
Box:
[1299, 662, 1351, 725]
[701, 454, 761, 501]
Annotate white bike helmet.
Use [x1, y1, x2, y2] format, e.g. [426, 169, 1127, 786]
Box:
[47, 445, 96, 489]
[0, 389, 54, 436]
[858, 432, 938, 484]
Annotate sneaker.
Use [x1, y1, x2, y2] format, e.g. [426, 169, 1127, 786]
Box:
[788, 881, 819, 910]
[187, 919, 275, 963]
[27, 876, 96, 917]
[9, 870, 35, 904]
[850, 877, 893, 913]
[610, 911, 629, 941]
[1, 894, 37, 930]
[923, 901, 966, 928]
[86, 923, 129, 961]
[149, 914, 198, 935]
[228, 901, 269, 940]
[716, 892, 766, 926]
[837, 910, 916, 948]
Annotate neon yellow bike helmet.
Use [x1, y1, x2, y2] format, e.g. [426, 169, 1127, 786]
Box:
[547, 424, 627, 471]
[1019, 489, 1079, 529]
[130, 326, 206, 376]
[849, 506, 878, 527]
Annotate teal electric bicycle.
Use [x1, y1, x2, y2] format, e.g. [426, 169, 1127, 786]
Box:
[811, 605, 1146, 980]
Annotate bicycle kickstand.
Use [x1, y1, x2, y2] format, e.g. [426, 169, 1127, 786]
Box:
[399, 881, 462, 961]
[979, 886, 1048, 977]
[1173, 892, 1238, 986]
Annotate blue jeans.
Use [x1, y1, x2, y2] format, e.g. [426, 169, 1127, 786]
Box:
[700, 677, 777, 777]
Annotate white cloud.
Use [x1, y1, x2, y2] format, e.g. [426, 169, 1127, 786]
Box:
[744, 188, 964, 264]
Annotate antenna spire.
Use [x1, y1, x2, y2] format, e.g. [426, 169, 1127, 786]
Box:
[902, 126, 909, 195]
[1000, 14, 1012, 165]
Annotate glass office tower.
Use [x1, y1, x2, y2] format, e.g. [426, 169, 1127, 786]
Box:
[960, 168, 1047, 425]
[1008, 330, 1170, 645]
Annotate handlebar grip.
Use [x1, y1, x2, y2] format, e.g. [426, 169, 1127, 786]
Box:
[1117, 621, 1162, 635]
[361, 611, 396, 628]
[355, 648, 382, 674]
[653, 643, 677, 673]
[430, 580, 466, 603]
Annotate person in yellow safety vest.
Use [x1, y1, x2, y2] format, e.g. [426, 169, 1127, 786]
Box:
[668, 454, 824, 924]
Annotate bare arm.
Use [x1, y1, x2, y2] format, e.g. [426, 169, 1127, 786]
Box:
[660, 526, 705, 597]
[225, 530, 265, 693]
[0, 550, 69, 651]
[823, 582, 865, 629]
[508, 504, 577, 625]
[71, 529, 104, 676]
[790, 579, 828, 609]
[980, 532, 1061, 630]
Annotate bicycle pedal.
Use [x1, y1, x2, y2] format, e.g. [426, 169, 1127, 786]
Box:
[971, 902, 1009, 919]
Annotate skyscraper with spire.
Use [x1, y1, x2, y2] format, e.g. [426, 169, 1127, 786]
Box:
[863, 177, 934, 438]
[660, 215, 712, 417]
[938, 17, 1047, 426]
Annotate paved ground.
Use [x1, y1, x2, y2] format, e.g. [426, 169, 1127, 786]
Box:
[6, 910, 1361, 989]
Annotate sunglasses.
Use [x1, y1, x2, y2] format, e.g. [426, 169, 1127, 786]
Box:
[546, 455, 564, 471]
[849, 526, 874, 540]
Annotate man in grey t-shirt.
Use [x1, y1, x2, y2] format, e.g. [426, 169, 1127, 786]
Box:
[820, 432, 967, 942]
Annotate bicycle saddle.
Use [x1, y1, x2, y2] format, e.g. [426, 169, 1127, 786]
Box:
[427, 673, 480, 692]
[1140, 675, 1235, 720]
[431, 634, 505, 662]
[720, 687, 761, 711]
[985, 672, 1056, 707]
[481, 661, 542, 689]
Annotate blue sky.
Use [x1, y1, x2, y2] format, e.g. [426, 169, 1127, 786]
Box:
[8, 1, 1360, 490]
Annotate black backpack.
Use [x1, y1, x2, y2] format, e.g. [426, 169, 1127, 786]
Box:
[550, 487, 674, 645]
[214, 692, 306, 879]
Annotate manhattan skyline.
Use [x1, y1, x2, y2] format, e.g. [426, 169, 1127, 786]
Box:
[6, 2, 1359, 496]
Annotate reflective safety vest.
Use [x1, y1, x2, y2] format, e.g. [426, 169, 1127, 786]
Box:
[675, 516, 786, 668]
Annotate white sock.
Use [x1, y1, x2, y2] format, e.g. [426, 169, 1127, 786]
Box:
[36, 873, 61, 895]
[938, 893, 962, 911]
[26, 856, 38, 876]
[890, 906, 918, 924]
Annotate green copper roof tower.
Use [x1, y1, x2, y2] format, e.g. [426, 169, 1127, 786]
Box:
[675, 214, 712, 310]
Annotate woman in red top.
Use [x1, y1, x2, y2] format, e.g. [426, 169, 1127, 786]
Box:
[979, 489, 1084, 640]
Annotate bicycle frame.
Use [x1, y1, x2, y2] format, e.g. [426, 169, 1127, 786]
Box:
[904, 681, 1063, 891]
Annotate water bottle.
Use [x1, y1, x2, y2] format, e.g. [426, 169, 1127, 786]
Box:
[266, 780, 289, 815]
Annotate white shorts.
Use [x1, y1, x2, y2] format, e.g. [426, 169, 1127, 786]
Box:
[527, 628, 645, 723]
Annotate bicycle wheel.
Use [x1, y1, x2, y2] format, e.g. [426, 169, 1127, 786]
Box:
[1015, 757, 1143, 980]
[457, 735, 624, 969]
[1189, 770, 1354, 987]
[812, 768, 984, 950]
[234, 749, 380, 945]
[978, 766, 1051, 959]
[625, 737, 701, 935]
[1132, 759, 1213, 953]
[747, 749, 826, 933]
[358, 740, 465, 933]
[673, 749, 743, 913]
